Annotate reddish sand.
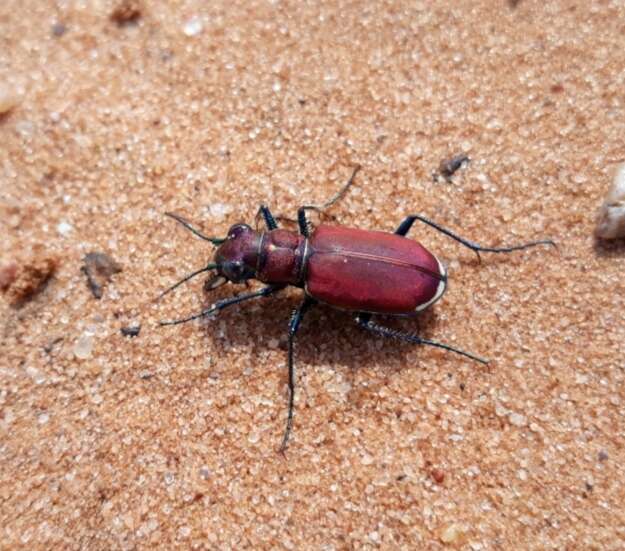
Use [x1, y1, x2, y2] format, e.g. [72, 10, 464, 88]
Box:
[1, 1, 624, 549]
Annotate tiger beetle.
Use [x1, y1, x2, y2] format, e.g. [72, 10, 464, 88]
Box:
[159, 166, 555, 451]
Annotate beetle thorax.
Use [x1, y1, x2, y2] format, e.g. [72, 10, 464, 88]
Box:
[256, 229, 307, 285]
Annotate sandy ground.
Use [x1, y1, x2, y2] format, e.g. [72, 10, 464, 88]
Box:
[1, 0, 625, 549]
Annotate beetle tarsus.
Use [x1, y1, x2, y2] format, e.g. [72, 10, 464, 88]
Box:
[159, 284, 284, 326]
[355, 313, 489, 365]
[395, 214, 556, 257]
[280, 296, 316, 453]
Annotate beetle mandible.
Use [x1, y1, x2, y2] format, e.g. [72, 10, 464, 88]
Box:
[160, 166, 555, 451]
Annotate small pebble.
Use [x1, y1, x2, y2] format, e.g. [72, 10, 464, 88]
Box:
[51, 22, 67, 37]
[56, 221, 73, 236]
[595, 163, 625, 239]
[0, 84, 20, 115]
[121, 324, 141, 337]
[81, 252, 122, 299]
[183, 16, 203, 37]
[73, 333, 94, 360]
[439, 523, 467, 545]
[431, 468, 445, 484]
[110, 0, 142, 25]
[509, 412, 527, 427]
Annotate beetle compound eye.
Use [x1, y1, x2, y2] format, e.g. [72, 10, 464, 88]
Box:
[223, 260, 247, 282]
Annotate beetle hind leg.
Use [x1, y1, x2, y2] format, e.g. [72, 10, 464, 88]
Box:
[394, 214, 556, 262]
[355, 313, 488, 365]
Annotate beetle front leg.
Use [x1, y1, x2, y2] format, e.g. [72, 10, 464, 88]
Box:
[355, 313, 488, 365]
[394, 214, 555, 262]
[280, 295, 316, 453]
[159, 284, 285, 326]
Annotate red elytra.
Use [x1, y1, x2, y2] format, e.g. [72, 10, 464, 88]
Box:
[160, 166, 555, 451]
[306, 225, 446, 315]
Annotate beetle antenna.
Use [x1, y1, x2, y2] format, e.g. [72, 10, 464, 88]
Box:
[157, 264, 218, 300]
[164, 212, 226, 245]
[318, 164, 362, 210]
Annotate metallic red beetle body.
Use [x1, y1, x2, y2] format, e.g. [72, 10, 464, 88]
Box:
[305, 225, 446, 315]
[161, 166, 554, 451]
[214, 223, 447, 315]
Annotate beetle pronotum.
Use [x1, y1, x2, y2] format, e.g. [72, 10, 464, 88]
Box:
[160, 166, 555, 450]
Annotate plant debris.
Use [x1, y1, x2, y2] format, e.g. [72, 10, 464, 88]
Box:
[5, 256, 57, 307]
[435, 154, 470, 183]
[0, 262, 18, 291]
[81, 252, 122, 299]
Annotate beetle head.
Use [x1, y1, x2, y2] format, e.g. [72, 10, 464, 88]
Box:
[214, 223, 261, 283]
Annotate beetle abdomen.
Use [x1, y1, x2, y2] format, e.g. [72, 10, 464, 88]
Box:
[305, 225, 446, 315]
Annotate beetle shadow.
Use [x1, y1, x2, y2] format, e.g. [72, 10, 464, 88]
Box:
[197, 288, 442, 375]
[592, 237, 625, 258]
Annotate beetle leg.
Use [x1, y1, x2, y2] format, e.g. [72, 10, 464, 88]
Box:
[355, 313, 489, 365]
[159, 284, 285, 326]
[255, 205, 279, 231]
[394, 214, 556, 262]
[280, 296, 316, 453]
[297, 207, 314, 237]
[296, 165, 362, 237]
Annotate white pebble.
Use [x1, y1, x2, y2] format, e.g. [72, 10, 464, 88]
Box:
[183, 16, 203, 36]
[57, 221, 73, 236]
[208, 202, 232, 221]
[0, 84, 20, 114]
[73, 334, 93, 359]
[440, 523, 466, 544]
[361, 453, 374, 465]
[595, 163, 625, 239]
[509, 412, 527, 427]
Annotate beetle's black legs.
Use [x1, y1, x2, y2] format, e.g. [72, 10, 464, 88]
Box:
[280, 296, 316, 453]
[159, 284, 285, 326]
[297, 207, 313, 237]
[297, 165, 362, 237]
[355, 313, 489, 365]
[256, 205, 279, 231]
[394, 214, 556, 262]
